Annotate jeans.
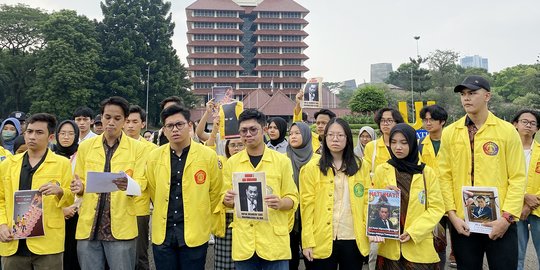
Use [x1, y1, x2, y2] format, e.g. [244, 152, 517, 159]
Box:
[77, 239, 137, 270]
[311, 240, 365, 270]
[152, 241, 208, 270]
[235, 254, 289, 270]
[517, 215, 540, 270]
[1, 252, 63, 270]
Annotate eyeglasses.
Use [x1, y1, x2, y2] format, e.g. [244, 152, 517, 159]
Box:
[239, 127, 259, 137]
[229, 143, 245, 149]
[519, 119, 538, 127]
[164, 121, 187, 131]
[326, 133, 346, 140]
[59, 132, 75, 137]
[381, 119, 395, 125]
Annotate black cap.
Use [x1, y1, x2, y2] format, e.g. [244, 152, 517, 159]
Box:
[9, 111, 26, 122]
[94, 114, 102, 124]
[454, 75, 491, 92]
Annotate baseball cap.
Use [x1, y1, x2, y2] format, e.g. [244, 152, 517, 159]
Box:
[94, 114, 102, 124]
[454, 75, 491, 92]
[9, 111, 27, 122]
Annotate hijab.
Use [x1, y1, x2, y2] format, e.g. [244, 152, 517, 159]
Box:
[387, 123, 425, 174]
[354, 126, 376, 158]
[268, 117, 287, 146]
[286, 122, 313, 185]
[54, 120, 80, 158]
[1, 118, 22, 153]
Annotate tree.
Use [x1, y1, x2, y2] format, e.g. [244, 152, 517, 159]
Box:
[349, 85, 387, 114]
[324, 81, 355, 108]
[492, 64, 540, 102]
[28, 10, 101, 119]
[428, 49, 460, 92]
[386, 57, 431, 95]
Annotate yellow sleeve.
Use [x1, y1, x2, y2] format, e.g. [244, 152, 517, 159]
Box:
[144, 151, 156, 204]
[293, 107, 302, 123]
[300, 161, 316, 249]
[74, 143, 87, 191]
[0, 160, 8, 225]
[133, 142, 148, 193]
[502, 129, 527, 218]
[438, 128, 456, 213]
[208, 151, 223, 225]
[56, 158, 75, 208]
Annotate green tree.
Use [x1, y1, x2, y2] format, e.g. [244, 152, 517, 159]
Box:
[513, 92, 540, 110]
[428, 49, 460, 92]
[386, 57, 431, 95]
[492, 64, 540, 102]
[28, 10, 101, 119]
[324, 81, 355, 107]
[349, 85, 387, 114]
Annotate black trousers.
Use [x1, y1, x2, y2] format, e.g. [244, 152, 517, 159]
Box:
[450, 222, 517, 270]
[289, 230, 313, 270]
[311, 240, 364, 270]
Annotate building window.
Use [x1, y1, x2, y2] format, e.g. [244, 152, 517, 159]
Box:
[259, 12, 280, 18]
[239, 83, 259, 89]
[260, 59, 279, 65]
[216, 35, 237, 41]
[282, 12, 301, 18]
[282, 47, 301, 54]
[194, 71, 214, 77]
[193, 58, 214, 65]
[283, 82, 302, 89]
[282, 35, 302, 42]
[282, 71, 301, 77]
[259, 35, 280, 42]
[193, 46, 214, 53]
[193, 83, 214, 89]
[260, 71, 280, 77]
[193, 22, 214, 29]
[282, 24, 302, 30]
[282, 59, 302, 65]
[193, 34, 214, 41]
[193, 10, 214, 17]
[217, 47, 237, 53]
[217, 58, 237, 65]
[216, 10, 237, 17]
[261, 82, 281, 89]
[216, 22, 237, 29]
[260, 47, 280, 54]
[259, 24, 280, 30]
[216, 71, 236, 77]
[216, 83, 235, 87]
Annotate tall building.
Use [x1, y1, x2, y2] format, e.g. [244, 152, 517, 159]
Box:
[185, 0, 309, 102]
[460, 55, 489, 70]
[370, 63, 393, 83]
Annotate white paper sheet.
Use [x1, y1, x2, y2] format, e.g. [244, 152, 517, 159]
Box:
[86, 172, 141, 196]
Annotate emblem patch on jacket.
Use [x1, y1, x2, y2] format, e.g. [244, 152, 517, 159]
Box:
[482, 141, 499, 156]
[194, 170, 206, 184]
[418, 190, 426, 204]
[536, 162, 540, 174]
[354, 183, 364, 198]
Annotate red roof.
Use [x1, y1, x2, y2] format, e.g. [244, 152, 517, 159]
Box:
[258, 90, 297, 115]
[186, 0, 244, 11]
[252, 0, 309, 13]
[242, 89, 271, 108]
[254, 53, 309, 59]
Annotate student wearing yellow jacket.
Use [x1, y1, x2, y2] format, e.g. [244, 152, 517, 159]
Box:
[70, 97, 147, 270]
[439, 76, 526, 270]
[418, 105, 447, 172]
[146, 105, 222, 270]
[300, 118, 370, 270]
[370, 123, 444, 269]
[0, 113, 74, 269]
[512, 109, 540, 270]
[222, 109, 298, 270]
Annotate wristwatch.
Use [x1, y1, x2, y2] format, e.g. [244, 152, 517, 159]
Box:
[502, 212, 515, 223]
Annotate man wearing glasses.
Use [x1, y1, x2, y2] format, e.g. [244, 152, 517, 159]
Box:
[222, 109, 298, 270]
[145, 104, 222, 270]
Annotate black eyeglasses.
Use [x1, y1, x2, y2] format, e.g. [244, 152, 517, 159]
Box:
[164, 121, 187, 131]
[519, 119, 537, 127]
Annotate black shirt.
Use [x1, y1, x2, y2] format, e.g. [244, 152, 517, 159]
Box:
[16, 151, 48, 256]
[166, 145, 190, 247]
[249, 154, 263, 168]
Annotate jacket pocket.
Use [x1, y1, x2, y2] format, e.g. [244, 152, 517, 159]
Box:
[273, 225, 288, 236]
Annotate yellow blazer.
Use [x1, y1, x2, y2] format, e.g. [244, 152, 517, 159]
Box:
[134, 137, 158, 216]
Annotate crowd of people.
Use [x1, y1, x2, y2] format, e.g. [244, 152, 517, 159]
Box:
[0, 75, 538, 270]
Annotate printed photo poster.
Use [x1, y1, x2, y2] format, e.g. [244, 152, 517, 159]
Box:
[367, 189, 400, 239]
[233, 172, 269, 221]
[212, 86, 234, 107]
[219, 101, 243, 140]
[12, 190, 44, 239]
[302, 77, 323, 108]
[462, 186, 500, 234]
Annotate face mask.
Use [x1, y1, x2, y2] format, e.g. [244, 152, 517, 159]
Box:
[2, 130, 16, 141]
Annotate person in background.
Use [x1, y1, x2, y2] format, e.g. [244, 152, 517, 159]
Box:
[13, 136, 27, 154]
[511, 109, 540, 270]
[94, 114, 104, 135]
[152, 96, 184, 146]
[266, 117, 288, 154]
[1, 117, 22, 154]
[354, 126, 376, 159]
[73, 107, 96, 142]
[195, 99, 227, 156]
[143, 130, 153, 142]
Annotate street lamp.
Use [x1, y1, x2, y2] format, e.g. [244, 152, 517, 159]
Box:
[414, 36, 420, 57]
[411, 36, 420, 123]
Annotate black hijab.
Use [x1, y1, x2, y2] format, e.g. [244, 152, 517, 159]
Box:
[54, 120, 80, 158]
[269, 117, 287, 146]
[387, 123, 425, 174]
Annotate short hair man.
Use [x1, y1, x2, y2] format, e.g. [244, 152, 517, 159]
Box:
[152, 96, 184, 146]
[222, 109, 298, 270]
[145, 104, 222, 269]
[0, 113, 74, 269]
[73, 107, 96, 142]
[240, 184, 262, 212]
[71, 97, 147, 270]
[472, 196, 492, 220]
[419, 104, 448, 170]
[439, 75, 526, 269]
[93, 114, 103, 135]
[372, 205, 394, 229]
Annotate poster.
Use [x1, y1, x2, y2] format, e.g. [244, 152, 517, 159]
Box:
[366, 189, 400, 239]
[302, 77, 323, 108]
[219, 101, 243, 140]
[212, 86, 234, 107]
[233, 172, 269, 221]
[462, 186, 500, 234]
[12, 190, 44, 239]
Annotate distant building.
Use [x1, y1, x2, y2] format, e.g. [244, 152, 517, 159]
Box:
[370, 63, 393, 83]
[341, 79, 357, 90]
[460, 55, 488, 70]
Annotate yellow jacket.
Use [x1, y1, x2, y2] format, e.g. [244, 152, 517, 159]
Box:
[419, 135, 440, 172]
[0, 146, 11, 162]
[363, 137, 391, 184]
[373, 163, 444, 263]
[146, 141, 223, 246]
[438, 112, 526, 219]
[222, 148, 299, 261]
[134, 137, 158, 216]
[299, 156, 370, 258]
[526, 140, 540, 217]
[0, 150, 74, 256]
[292, 108, 321, 152]
[75, 134, 147, 240]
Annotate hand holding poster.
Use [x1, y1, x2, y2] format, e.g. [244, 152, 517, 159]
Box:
[12, 190, 44, 239]
[233, 172, 269, 221]
[462, 186, 500, 234]
[367, 189, 400, 239]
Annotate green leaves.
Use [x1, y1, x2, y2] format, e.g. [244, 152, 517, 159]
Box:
[349, 85, 387, 114]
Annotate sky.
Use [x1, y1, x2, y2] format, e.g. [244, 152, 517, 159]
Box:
[2, 0, 540, 84]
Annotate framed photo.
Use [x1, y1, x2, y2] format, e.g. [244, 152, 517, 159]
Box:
[366, 189, 400, 239]
[233, 172, 269, 221]
[462, 186, 500, 234]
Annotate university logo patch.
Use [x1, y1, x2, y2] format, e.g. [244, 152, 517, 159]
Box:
[482, 141, 499, 156]
[125, 169, 134, 177]
[194, 170, 206, 184]
[418, 190, 426, 204]
[217, 159, 223, 169]
[354, 183, 364, 198]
